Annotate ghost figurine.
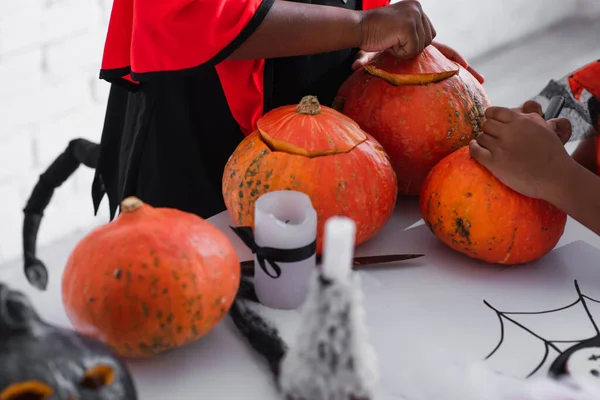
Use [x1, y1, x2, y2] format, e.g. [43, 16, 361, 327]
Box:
[0, 282, 138, 400]
[559, 346, 600, 397]
[279, 216, 379, 400]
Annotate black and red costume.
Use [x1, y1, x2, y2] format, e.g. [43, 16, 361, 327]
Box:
[92, 0, 389, 219]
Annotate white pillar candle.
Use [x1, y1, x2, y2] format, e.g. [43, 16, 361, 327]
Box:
[321, 216, 356, 282]
[253, 190, 318, 310]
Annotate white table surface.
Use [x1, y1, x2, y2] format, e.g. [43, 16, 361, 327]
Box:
[2, 198, 599, 399]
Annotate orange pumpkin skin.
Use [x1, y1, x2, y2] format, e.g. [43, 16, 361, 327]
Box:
[61, 197, 240, 358]
[419, 147, 567, 264]
[336, 46, 491, 195]
[222, 97, 398, 254]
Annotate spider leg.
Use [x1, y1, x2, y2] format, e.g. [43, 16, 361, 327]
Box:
[575, 280, 600, 335]
[483, 301, 505, 360]
[526, 343, 550, 378]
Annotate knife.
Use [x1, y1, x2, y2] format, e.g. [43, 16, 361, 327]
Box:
[543, 95, 565, 121]
[240, 253, 424, 276]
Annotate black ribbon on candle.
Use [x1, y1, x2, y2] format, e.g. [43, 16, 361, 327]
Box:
[230, 226, 317, 279]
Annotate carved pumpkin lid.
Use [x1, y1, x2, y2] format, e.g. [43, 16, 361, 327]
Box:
[364, 45, 459, 86]
[257, 96, 367, 157]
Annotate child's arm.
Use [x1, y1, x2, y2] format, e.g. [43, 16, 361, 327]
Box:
[469, 107, 600, 236]
[547, 157, 600, 235]
[571, 134, 598, 173]
[100, 0, 435, 82]
[230, 0, 434, 60]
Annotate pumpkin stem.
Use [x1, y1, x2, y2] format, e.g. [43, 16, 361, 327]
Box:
[121, 197, 143, 213]
[296, 96, 321, 116]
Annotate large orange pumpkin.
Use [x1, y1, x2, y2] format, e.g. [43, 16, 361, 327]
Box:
[419, 147, 567, 264]
[222, 95, 398, 254]
[335, 45, 491, 195]
[62, 197, 240, 358]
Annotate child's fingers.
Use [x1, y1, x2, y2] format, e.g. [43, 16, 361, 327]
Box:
[482, 119, 506, 138]
[421, 14, 433, 49]
[352, 52, 369, 70]
[475, 131, 498, 149]
[521, 100, 543, 116]
[425, 14, 436, 40]
[469, 139, 493, 164]
[416, 16, 426, 53]
[485, 106, 518, 123]
[548, 117, 573, 145]
[352, 51, 379, 70]
[433, 42, 467, 68]
[467, 66, 485, 84]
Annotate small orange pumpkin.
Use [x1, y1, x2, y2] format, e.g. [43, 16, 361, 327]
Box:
[335, 45, 491, 195]
[222, 95, 398, 254]
[61, 197, 240, 358]
[419, 147, 567, 264]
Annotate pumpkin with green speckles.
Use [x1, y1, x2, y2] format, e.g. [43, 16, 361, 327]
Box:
[419, 146, 567, 264]
[61, 197, 240, 358]
[222, 95, 398, 254]
[335, 45, 491, 196]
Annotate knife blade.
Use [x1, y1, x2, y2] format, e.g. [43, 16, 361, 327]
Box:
[240, 253, 424, 276]
[543, 95, 565, 121]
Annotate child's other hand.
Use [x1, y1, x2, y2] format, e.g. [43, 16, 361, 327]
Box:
[431, 42, 484, 84]
[360, 0, 436, 59]
[512, 100, 544, 115]
[512, 100, 572, 144]
[469, 107, 573, 201]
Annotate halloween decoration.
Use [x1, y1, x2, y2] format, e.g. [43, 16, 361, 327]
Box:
[222, 95, 398, 254]
[22, 138, 100, 291]
[419, 146, 566, 264]
[229, 277, 289, 384]
[0, 282, 138, 400]
[393, 352, 600, 400]
[18, 137, 294, 386]
[61, 196, 241, 358]
[17, 136, 377, 396]
[231, 190, 318, 310]
[335, 45, 491, 195]
[484, 280, 600, 391]
[279, 216, 379, 400]
[226, 218, 380, 399]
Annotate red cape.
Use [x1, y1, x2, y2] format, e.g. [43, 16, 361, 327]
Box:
[100, 0, 390, 135]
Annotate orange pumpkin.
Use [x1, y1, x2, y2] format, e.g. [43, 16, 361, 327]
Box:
[419, 147, 567, 264]
[61, 197, 240, 358]
[222, 95, 398, 254]
[335, 45, 491, 195]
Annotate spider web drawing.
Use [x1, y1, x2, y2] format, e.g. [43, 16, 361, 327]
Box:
[483, 280, 600, 378]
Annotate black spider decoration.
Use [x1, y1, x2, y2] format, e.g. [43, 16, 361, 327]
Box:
[484, 280, 600, 385]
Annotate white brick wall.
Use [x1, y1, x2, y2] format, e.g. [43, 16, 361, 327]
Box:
[0, 0, 112, 263]
[0, 0, 590, 264]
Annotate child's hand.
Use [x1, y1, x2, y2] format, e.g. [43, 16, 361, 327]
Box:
[360, 0, 436, 59]
[431, 41, 484, 84]
[510, 100, 572, 144]
[512, 100, 544, 115]
[469, 107, 574, 201]
[352, 50, 381, 70]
